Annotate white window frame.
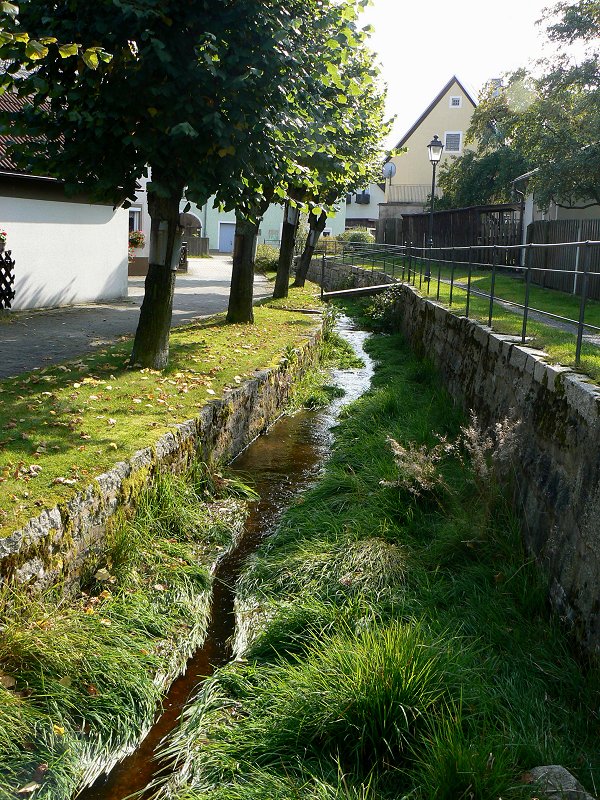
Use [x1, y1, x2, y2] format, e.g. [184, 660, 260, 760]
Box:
[449, 95, 462, 108]
[444, 131, 463, 154]
[129, 207, 142, 232]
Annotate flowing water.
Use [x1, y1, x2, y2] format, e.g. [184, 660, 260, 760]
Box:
[77, 318, 374, 800]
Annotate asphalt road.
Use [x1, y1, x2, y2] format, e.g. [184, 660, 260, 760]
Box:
[0, 255, 272, 379]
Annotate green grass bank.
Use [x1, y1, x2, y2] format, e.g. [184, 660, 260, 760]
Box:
[0, 286, 321, 536]
[347, 253, 600, 381]
[0, 463, 250, 800]
[155, 313, 600, 800]
[0, 305, 357, 800]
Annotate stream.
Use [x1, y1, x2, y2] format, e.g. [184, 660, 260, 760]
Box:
[77, 317, 374, 800]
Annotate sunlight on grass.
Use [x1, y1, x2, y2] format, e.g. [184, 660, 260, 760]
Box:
[0, 285, 322, 535]
[347, 254, 600, 381]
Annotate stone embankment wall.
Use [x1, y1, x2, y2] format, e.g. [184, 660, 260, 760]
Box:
[0, 336, 320, 589]
[307, 258, 600, 655]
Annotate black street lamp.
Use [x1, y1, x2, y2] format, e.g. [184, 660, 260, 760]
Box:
[427, 134, 444, 251]
[425, 135, 444, 283]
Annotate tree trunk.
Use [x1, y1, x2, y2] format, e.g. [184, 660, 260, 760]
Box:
[293, 209, 328, 287]
[227, 215, 260, 324]
[227, 197, 272, 324]
[130, 185, 184, 369]
[273, 200, 300, 299]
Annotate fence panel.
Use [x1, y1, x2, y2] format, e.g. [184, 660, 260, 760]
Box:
[0, 249, 16, 309]
[527, 219, 600, 299]
[394, 204, 522, 263]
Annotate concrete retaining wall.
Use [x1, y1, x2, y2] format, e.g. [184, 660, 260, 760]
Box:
[308, 259, 600, 654]
[0, 335, 320, 589]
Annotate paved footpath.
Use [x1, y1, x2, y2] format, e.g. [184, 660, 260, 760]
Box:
[0, 255, 272, 379]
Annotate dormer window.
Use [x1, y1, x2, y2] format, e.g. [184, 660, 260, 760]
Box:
[450, 96, 462, 108]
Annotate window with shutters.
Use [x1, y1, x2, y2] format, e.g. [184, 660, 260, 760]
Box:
[450, 95, 462, 108]
[444, 131, 462, 153]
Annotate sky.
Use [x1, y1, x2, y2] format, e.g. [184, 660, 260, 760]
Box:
[359, 0, 555, 150]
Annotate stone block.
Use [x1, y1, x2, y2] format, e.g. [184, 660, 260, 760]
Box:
[545, 364, 572, 393]
[509, 345, 529, 372]
[526, 765, 596, 800]
[563, 374, 600, 426]
[534, 359, 548, 385]
[472, 323, 490, 347]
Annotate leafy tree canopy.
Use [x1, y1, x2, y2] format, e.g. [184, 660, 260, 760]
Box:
[0, 2, 111, 69]
[436, 0, 598, 212]
[436, 148, 529, 209]
[465, 0, 599, 210]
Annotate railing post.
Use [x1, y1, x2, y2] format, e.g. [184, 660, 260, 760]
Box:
[488, 245, 497, 327]
[321, 253, 325, 301]
[436, 247, 442, 301]
[419, 250, 423, 290]
[401, 248, 406, 283]
[449, 247, 455, 306]
[521, 243, 533, 343]
[575, 241, 591, 367]
[466, 246, 473, 318]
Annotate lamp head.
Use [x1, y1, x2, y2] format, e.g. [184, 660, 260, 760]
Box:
[427, 135, 444, 165]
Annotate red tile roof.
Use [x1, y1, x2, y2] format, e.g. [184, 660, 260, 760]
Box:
[0, 91, 48, 176]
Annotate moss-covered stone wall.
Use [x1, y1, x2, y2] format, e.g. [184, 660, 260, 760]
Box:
[309, 259, 600, 655]
[0, 334, 321, 590]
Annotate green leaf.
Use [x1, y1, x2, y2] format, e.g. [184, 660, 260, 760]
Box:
[170, 122, 199, 138]
[25, 40, 49, 61]
[82, 49, 99, 70]
[58, 43, 80, 59]
[0, 2, 19, 17]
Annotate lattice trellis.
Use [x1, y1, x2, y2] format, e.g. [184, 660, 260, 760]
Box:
[0, 249, 16, 310]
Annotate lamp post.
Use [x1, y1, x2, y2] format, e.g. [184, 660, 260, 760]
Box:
[426, 134, 444, 280]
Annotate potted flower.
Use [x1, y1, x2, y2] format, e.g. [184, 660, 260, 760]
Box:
[0, 230, 7, 254]
[128, 230, 145, 249]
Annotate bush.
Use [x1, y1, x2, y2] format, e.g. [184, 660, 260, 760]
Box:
[336, 228, 375, 244]
[255, 243, 279, 274]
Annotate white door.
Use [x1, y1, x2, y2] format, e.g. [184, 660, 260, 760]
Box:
[218, 222, 236, 253]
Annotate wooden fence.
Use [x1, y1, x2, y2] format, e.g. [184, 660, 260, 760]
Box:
[527, 219, 600, 299]
[377, 204, 522, 265]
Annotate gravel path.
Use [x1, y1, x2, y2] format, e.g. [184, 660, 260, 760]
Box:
[0, 256, 272, 379]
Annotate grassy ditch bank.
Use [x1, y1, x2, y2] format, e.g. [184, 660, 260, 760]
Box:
[0, 286, 321, 535]
[0, 462, 251, 800]
[0, 310, 358, 800]
[344, 254, 600, 381]
[155, 323, 600, 799]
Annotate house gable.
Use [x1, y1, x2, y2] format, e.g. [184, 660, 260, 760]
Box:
[386, 76, 478, 206]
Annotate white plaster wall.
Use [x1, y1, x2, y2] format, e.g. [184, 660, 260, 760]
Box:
[346, 183, 386, 223]
[0, 195, 128, 310]
[183, 197, 346, 251]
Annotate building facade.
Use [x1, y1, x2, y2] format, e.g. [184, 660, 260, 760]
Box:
[383, 76, 477, 219]
[0, 93, 128, 311]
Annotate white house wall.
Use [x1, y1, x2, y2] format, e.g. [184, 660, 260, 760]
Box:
[1, 195, 128, 311]
[183, 198, 346, 251]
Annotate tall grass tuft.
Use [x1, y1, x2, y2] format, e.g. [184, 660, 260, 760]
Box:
[0, 460, 246, 799]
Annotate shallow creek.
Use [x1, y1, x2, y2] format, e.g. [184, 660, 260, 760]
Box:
[78, 317, 374, 800]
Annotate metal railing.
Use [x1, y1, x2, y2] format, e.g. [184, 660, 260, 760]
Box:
[323, 240, 600, 366]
